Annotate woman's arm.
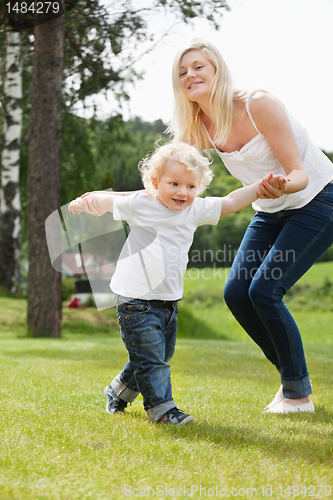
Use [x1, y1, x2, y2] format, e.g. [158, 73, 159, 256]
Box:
[250, 92, 309, 197]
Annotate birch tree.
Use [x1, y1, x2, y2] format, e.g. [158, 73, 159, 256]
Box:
[0, 30, 22, 291]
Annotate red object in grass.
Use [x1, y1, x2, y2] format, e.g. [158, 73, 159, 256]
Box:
[67, 297, 83, 308]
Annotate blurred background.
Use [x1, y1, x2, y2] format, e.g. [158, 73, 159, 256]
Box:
[0, 0, 332, 336]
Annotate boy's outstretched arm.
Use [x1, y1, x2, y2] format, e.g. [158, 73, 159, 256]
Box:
[68, 192, 115, 216]
[69, 189, 144, 215]
[220, 173, 289, 218]
[81, 189, 143, 198]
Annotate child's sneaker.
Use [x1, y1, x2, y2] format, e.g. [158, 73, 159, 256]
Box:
[158, 407, 193, 425]
[104, 385, 127, 414]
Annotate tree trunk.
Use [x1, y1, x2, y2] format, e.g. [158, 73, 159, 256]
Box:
[27, 14, 65, 337]
[0, 30, 22, 291]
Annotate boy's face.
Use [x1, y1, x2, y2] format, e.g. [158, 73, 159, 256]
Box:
[151, 160, 199, 212]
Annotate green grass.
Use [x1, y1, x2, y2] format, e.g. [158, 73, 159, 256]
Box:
[1, 261, 333, 499]
[1, 338, 333, 499]
[178, 262, 333, 343]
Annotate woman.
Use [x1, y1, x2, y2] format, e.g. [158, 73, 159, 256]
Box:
[169, 38, 333, 413]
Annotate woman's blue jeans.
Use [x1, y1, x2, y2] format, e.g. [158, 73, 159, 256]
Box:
[111, 296, 179, 422]
[224, 183, 333, 399]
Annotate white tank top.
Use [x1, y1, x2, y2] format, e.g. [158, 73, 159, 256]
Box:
[203, 90, 333, 213]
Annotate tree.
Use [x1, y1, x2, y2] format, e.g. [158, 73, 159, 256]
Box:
[62, 0, 230, 108]
[27, 13, 65, 337]
[0, 30, 22, 291]
[25, 0, 230, 337]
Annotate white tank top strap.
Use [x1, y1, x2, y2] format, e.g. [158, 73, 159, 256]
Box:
[201, 121, 216, 148]
[245, 90, 261, 134]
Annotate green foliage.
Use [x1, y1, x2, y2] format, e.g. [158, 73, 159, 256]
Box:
[62, 0, 229, 107]
[91, 116, 169, 192]
[61, 277, 76, 302]
[60, 112, 97, 205]
[59, 114, 167, 202]
[323, 150, 333, 163]
[0, 285, 26, 299]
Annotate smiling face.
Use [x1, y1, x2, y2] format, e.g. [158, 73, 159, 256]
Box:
[151, 160, 199, 212]
[179, 49, 216, 103]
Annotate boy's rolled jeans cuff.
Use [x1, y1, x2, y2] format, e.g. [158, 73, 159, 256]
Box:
[281, 375, 312, 399]
[111, 374, 139, 403]
[146, 399, 176, 423]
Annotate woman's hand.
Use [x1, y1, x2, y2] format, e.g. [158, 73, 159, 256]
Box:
[258, 173, 290, 199]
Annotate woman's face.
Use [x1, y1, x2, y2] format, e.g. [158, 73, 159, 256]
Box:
[179, 49, 216, 103]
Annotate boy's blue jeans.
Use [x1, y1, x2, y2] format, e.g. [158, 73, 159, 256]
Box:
[224, 182, 333, 399]
[110, 296, 179, 422]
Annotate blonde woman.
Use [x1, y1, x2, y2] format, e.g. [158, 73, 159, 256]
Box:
[170, 38, 333, 414]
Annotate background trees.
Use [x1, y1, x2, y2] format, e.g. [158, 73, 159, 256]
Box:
[0, 0, 230, 336]
[1, 0, 332, 337]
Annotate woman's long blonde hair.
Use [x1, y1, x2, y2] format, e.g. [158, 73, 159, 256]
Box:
[168, 38, 235, 153]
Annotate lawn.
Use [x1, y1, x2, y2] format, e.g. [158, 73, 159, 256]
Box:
[1, 262, 333, 499]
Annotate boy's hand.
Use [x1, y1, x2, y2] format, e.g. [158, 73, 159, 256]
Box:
[258, 173, 290, 199]
[81, 191, 99, 199]
[68, 197, 84, 214]
[68, 195, 106, 216]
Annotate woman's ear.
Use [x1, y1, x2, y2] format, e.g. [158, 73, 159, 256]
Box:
[151, 176, 158, 190]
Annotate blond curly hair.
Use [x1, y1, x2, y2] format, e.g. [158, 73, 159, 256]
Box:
[139, 141, 213, 195]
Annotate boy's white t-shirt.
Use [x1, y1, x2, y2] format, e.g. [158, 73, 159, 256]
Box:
[110, 191, 222, 301]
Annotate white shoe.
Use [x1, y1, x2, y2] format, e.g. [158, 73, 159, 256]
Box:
[265, 400, 315, 414]
[265, 389, 284, 410]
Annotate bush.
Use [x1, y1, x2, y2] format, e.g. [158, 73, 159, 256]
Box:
[0, 285, 26, 299]
[62, 277, 76, 301]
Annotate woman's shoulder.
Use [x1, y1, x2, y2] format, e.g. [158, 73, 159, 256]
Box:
[249, 90, 284, 115]
[235, 89, 285, 117]
[248, 91, 288, 133]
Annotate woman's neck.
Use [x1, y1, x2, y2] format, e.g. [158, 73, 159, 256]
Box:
[200, 92, 244, 128]
[197, 99, 212, 121]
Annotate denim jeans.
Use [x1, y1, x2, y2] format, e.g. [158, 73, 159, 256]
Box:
[110, 296, 179, 422]
[224, 183, 333, 399]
